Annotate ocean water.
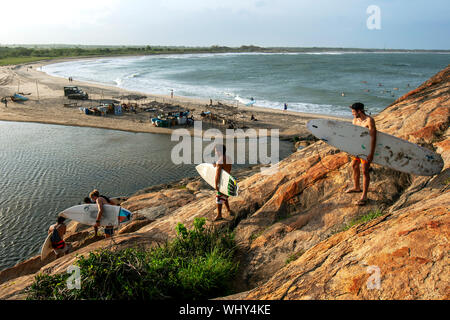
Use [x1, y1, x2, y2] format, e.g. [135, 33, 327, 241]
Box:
[41, 52, 450, 116]
[0, 121, 291, 270]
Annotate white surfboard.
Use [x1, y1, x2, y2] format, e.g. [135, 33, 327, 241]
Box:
[40, 233, 53, 260]
[60, 204, 132, 227]
[306, 119, 444, 176]
[196, 163, 239, 196]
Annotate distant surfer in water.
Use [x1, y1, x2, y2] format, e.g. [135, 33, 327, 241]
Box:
[90, 189, 115, 237]
[213, 144, 234, 221]
[346, 102, 377, 206]
[48, 216, 71, 258]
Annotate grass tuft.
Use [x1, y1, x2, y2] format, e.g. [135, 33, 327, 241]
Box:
[285, 249, 305, 265]
[342, 209, 385, 231]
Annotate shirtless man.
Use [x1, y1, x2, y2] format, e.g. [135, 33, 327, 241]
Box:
[90, 189, 114, 237]
[346, 102, 377, 206]
[213, 144, 234, 221]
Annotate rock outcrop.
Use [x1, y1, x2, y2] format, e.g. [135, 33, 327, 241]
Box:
[239, 65, 449, 299]
[0, 65, 448, 300]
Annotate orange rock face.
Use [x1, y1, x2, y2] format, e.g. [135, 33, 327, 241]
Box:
[241, 65, 449, 300]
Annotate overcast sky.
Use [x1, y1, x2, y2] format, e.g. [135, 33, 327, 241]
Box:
[1, 0, 449, 49]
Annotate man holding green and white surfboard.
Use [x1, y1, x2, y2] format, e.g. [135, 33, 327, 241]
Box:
[213, 144, 235, 221]
[346, 102, 377, 206]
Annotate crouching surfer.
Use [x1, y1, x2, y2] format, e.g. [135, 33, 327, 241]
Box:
[48, 216, 72, 258]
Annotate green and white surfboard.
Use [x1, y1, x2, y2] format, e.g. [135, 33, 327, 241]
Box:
[196, 163, 239, 196]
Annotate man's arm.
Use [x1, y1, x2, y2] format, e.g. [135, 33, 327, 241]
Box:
[215, 164, 223, 191]
[367, 117, 377, 163]
[95, 199, 104, 227]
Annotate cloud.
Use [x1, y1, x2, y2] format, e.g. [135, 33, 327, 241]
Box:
[0, 0, 120, 30]
[0, 0, 448, 48]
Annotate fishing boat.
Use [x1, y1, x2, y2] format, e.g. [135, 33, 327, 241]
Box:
[11, 93, 29, 102]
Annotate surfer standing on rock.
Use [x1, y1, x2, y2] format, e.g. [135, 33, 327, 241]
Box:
[346, 102, 377, 206]
[90, 189, 115, 238]
[213, 144, 235, 221]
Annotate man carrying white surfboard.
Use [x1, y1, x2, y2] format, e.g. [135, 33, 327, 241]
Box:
[213, 144, 235, 221]
[89, 189, 115, 237]
[346, 102, 377, 206]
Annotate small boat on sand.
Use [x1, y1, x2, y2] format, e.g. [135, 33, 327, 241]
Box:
[11, 93, 29, 102]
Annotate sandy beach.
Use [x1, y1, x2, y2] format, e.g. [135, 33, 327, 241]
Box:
[0, 57, 346, 139]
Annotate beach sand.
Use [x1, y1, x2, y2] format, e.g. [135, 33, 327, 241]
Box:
[0, 58, 347, 138]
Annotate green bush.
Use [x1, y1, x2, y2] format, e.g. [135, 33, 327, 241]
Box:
[26, 217, 238, 300]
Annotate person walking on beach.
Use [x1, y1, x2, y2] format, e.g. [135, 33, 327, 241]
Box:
[284, 103, 287, 111]
[213, 144, 234, 221]
[89, 189, 115, 238]
[48, 216, 71, 258]
[345, 102, 377, 206]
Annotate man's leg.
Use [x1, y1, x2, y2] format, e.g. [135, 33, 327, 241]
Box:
[360, 162, 371, 203]
[224, 199, 234, 217]
[214, 203, 223, 221]
[54, 247, 64, 258]
[64, 243, 72, 255]
[346, 159, 362, 193]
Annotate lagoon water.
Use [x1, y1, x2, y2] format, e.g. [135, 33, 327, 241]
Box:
[41, 52, 450, 116]
[0, 121, 291, 270]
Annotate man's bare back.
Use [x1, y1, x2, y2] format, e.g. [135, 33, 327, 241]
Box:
[217, 155, 232, 174]
[353, 115, 374, 129]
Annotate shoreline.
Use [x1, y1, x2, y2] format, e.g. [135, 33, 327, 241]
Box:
[38, 55, 352, 120]
[0, 56, 348, 139]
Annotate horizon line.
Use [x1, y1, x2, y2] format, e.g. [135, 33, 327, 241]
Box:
[1, 44, 450, 52]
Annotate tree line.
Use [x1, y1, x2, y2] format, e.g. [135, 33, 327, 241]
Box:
[1, 45, 446, 62]
[0, 45, 271, 60]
